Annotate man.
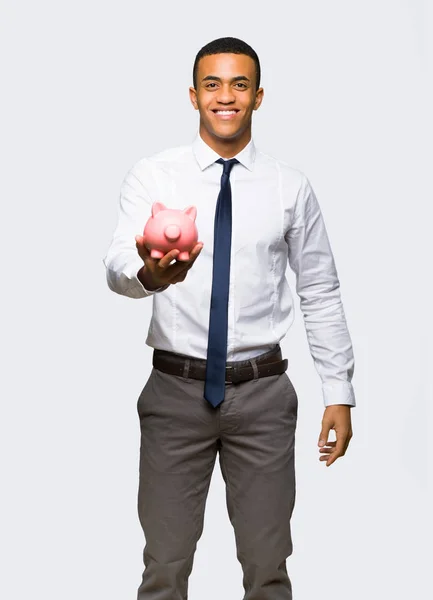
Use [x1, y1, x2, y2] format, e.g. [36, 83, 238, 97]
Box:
[103, 36, 355, 600]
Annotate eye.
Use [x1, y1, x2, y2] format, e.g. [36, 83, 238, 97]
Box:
[205, 82, 248, 89]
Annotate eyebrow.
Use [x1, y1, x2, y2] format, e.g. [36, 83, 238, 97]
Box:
[201, 75, 251, 83]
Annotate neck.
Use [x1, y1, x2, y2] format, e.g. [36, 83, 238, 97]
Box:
[199, 125, 251, 158]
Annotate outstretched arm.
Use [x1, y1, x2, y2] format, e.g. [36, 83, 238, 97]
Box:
[102, 162, 170, 298]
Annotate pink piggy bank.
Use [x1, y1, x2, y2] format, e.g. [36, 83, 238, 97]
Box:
[143, 202, 198, 261]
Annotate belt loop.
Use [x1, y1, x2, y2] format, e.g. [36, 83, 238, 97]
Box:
[183, 358, 190, 379]
[249, 358, 259, 382]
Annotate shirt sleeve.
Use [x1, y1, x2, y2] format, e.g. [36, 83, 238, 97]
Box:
[286, 174, 356, 407]
[102, 161, 170, 298]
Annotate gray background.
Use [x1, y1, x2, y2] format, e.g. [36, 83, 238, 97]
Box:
[1, 0, 431, 598]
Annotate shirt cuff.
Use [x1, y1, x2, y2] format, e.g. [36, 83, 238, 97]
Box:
[322, 381, 356, 407]
[127, 256, 170, 297]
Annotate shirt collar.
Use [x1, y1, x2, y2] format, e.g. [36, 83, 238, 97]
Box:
[192, 131, 256, 172]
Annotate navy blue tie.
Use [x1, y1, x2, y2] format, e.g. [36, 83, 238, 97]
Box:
[204, 157, 239, 408]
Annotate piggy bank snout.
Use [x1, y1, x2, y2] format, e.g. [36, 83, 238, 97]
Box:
[164, 224, 181, 242]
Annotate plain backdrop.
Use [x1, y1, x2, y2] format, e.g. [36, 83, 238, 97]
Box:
[1, 1, 431, 599]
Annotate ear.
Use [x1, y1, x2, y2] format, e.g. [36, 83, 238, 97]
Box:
[254, 88, 264, 111]
[183, 205, 197, 221]
[151, 202, 166, 217]
[189, 87, 198, 110]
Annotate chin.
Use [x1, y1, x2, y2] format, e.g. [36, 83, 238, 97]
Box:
[214, 128, 240, 136]
[206, 123, 243, 139]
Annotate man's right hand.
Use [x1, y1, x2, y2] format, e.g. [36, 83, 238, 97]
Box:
[135, 235, 204, 288]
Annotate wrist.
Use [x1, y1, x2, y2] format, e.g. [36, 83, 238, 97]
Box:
[137, 265, 162, 291]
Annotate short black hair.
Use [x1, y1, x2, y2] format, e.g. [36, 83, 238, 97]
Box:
[192, 37, 261, 92]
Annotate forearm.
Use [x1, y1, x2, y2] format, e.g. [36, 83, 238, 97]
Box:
[300, 284, 356, 407]
[103, 251, 168, 298]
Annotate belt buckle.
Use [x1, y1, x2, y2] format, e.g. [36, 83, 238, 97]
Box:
[225, 365, 242, 384]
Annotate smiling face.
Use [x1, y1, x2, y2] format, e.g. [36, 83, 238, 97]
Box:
[189, 53, 264, 157]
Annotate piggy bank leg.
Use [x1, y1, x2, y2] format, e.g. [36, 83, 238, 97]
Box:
[150, 249, 165, 259]
[177, 251, 190, 261]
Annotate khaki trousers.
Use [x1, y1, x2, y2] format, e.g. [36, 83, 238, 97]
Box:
[136, 358, 298, 600]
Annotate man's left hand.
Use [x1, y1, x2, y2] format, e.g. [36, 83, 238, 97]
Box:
[318, 405, 353, 467]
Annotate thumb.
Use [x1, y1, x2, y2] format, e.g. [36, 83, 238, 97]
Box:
[135, 235, 150, 262]
[135, 234, 148, 251]
[318, 424, 331, 447]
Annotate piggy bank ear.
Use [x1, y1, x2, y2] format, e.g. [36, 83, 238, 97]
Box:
[183, 205, 197, 221]
[152, 202, 166, 217]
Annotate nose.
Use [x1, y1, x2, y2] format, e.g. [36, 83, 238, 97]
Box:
[216, 84, 236, 104]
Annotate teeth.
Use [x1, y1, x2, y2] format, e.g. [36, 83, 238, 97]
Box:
[215, 110, 236, 114]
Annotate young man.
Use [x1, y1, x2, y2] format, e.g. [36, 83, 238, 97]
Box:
[103, 36, 355, 600]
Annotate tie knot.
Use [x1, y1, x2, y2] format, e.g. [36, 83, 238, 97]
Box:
[216, 157, 239, 177]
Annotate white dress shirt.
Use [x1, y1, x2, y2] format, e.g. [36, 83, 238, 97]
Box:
[103, 132, 356, 407]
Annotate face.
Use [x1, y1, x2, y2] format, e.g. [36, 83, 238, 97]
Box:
[189, 53, 264, 156]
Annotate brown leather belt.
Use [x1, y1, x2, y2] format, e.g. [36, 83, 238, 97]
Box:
[152, 344, 288, 384]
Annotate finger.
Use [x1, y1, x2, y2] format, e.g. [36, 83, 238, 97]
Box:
[318, 424, 331, 448]
[319, 444, 335, 452]
[175, 243, 204, 264]
[325, 436, 348, 466]
[135, 235, 150, 260]
[325, 453, 340, 467]
[319, 441, 336, 449]
[331, 440, 345, 460]
[193, 241, 204, 254]
[169, 244, 204, 273]
[157, 249, 180, 269]
[170, 253, 198, 282]
[186, 242, 204, 261]
[319, 454, 333, 461]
